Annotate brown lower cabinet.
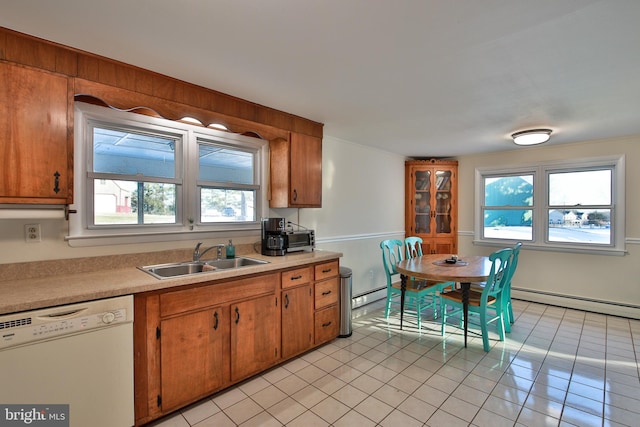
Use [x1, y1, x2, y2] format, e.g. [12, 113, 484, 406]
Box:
[134, 259, 340, 426]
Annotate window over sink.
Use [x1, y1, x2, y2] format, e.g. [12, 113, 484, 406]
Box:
[67, 103, 267, 246]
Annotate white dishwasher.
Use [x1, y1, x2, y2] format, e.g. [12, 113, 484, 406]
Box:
[0, 295, 134, 427]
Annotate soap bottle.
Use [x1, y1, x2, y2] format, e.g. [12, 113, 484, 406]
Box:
[226, 239, 235, 259]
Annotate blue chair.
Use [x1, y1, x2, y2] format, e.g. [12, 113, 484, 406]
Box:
[380, 239, 440, 329]
[503, 242, 522, 332]
[440, 247, 514, 352]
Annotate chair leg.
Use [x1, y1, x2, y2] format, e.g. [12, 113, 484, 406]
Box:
[440, 300, 447, 336]
[504, 301, 512, 334]
[479, 310, 490, 352]
[384, 292, 392, 319]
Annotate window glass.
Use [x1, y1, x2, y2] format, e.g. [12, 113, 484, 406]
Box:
[547, 169, 612, 244]
[198, 143, 253, 185]
[482, 174, 534, 241]
[198, 140, 258, 223]
[94, 180, 176, 225]
[200, 188, 255, 222]
[548, 170, 611, 205]
[93, 127, 177, 178]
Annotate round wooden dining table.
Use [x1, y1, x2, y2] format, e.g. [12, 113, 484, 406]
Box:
[395, 254, 492, 347]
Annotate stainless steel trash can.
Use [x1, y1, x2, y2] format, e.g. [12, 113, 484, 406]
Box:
[339, 266, 353, 337]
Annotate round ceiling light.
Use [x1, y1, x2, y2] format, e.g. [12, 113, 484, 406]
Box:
[511, 129, 552, 146]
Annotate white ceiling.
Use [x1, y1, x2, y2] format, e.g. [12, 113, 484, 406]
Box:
[2, 0, 640, 157]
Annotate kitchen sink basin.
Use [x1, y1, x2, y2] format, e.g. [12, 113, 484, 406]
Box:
[139, 257, 269, 279]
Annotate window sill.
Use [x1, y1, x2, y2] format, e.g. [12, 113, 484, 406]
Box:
[65, 225, 259, 247]
[472, 239, 627, 256]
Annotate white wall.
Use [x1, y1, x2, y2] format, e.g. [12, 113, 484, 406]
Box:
[456, 135, 640, 318]
[299, 136, 406, 300]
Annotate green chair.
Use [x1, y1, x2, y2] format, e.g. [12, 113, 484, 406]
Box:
[380, 239, 440, 329]
[503, 242, 522, 332]
[440, 247, 514, 352]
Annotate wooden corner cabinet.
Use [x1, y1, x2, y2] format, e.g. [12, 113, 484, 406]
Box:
[0, 62, 73, 204]
[269, 132, 322, 208]
[405, 159, 458, 254]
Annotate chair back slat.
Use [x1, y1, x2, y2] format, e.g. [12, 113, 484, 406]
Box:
[404, 236, 423, 259]
[482, 247, 514, 302]
[380, 239, 405, 280]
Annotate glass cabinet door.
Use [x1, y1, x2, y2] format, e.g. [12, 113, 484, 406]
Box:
[413, 170, 431, 233]
[434, 170, 452, 234]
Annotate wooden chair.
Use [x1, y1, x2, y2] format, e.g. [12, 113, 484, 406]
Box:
[380, 239, 440, 329]
[440, 247, 514, 351]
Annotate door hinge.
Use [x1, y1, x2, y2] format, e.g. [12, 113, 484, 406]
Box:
[156, 326, 161, 339]
[157, 395, 162, 407]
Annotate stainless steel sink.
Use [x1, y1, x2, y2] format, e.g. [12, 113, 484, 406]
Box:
[139, 257, 269, 279]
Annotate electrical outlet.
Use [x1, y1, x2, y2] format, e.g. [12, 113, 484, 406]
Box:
[25, 223, 41, 243]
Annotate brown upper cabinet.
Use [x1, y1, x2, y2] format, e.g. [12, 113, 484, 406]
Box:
[270, 132, 322, 208]
[0, 62, 73, 204]
[0, 26, 324, 209]
[405, 159, 458, 254]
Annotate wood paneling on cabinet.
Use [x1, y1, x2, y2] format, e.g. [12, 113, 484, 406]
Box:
[0, 62, 73, 204]
[269, 132, 322, 208]
[230, 294, 280, 381]
[0, 26, 322, 138]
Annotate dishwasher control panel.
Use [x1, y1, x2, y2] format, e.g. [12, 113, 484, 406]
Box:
[0, 295, 133, 350]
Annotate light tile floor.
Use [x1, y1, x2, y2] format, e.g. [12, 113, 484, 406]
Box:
[146, 299, 640, 426]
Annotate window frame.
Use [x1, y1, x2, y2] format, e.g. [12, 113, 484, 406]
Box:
[68, 102, 268, 246]
[474, 155, 626, 255]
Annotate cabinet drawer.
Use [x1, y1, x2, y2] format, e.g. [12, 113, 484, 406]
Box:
[314, 277, 339, 309]
[314, 261, 339, 281]
[160, 273, 277, 317]
[315, 305, 339, 344]
[281, 266, 313, 289]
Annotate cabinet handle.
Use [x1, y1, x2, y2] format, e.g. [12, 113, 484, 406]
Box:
[291, 275, 303, 281]
[213, 311, 219, 330]
[322, 290, 332, 296]
[322, 321, 332, 328]
[284, 293, 290, 309]
[53, 171, 60, 194]
[235, 307, 240, 324]
[322, 268, 332, 273]
[293, 189, 298, 201]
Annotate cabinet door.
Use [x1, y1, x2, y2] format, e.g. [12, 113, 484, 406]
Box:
[230, 294, 279, 381]
[160, 306, 229, 411]
[281, 285, 313, 359]
[0, 62, 71, 203]
[407, 162, 457, 254]
[433, 168, 454, 237]
[290, 132, 322, 207]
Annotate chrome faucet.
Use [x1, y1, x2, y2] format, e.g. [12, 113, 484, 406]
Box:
[193, 242, 225, 262]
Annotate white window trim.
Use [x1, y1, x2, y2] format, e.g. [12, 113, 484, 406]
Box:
[66, 103, 268, 247]
[474, 155, 626, 256]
